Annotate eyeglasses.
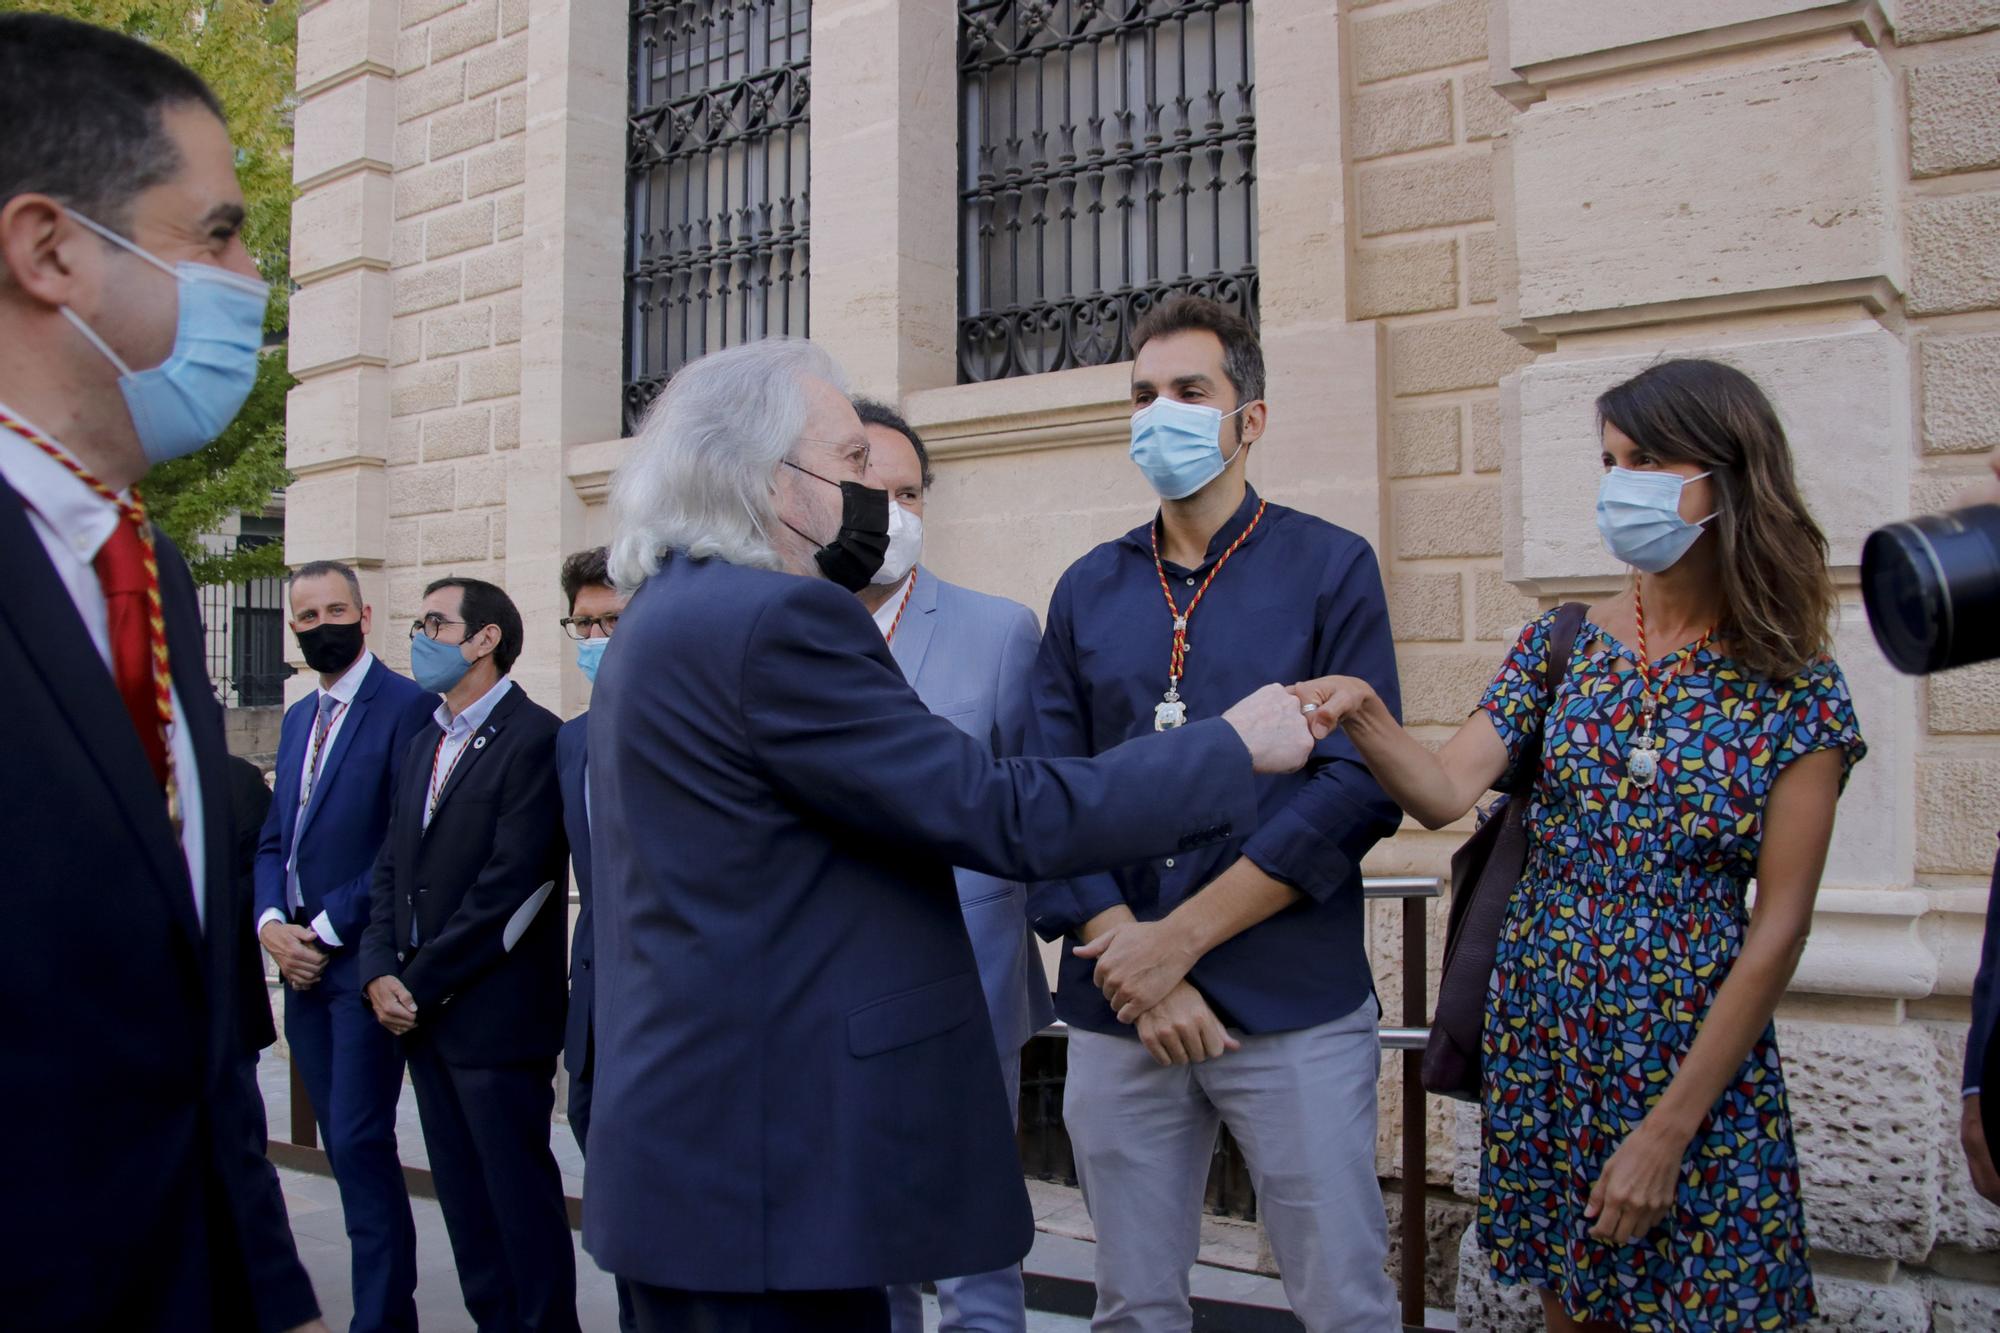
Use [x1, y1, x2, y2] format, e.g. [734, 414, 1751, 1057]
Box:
[409, 614, 468, 641]
[559, 614, 620, 641]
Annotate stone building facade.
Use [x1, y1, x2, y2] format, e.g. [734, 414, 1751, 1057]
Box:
[284, 0, 2000, 1323]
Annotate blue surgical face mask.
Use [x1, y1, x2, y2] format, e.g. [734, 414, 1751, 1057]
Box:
[410, 632, 476, 694]
[574, 635, 609, 685]
[1129, 396, 1251, 500]
[1596, 467, 1715, 573]
[60, 209, 270, 465]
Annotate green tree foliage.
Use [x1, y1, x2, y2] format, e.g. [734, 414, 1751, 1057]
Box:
[14, 0, 297, 585]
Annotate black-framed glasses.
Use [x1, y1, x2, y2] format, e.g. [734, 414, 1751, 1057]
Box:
[409, 614, 468, 641]
[559, 614, 620, 641]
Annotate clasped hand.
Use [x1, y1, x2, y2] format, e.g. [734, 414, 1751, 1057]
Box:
[364, 976, 420, 1035]
[1079, 922, 1239, 1067]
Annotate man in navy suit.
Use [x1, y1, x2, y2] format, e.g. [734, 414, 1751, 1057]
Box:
[0, 15, 321, 1329]
[1959, 451, 2000, 1206]
[361, 576, 578, 1333]
[257, 560, 434, 1331]
[554, 545, 637, 1332]
[581, 339, 1316, 1333]
[855, 401, 1053, 1333]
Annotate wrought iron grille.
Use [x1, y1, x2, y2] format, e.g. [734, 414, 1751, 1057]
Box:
[625, 0, 812, 434]
[958, 1, 1258, 383]
[200, 534, 290, 709]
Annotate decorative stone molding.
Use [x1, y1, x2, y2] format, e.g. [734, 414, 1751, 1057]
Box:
[1489, 0, 1893, 104]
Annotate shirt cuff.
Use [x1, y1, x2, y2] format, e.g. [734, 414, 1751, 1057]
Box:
[311, 911, 343, 949]
[1242, 807, 1358, 905]
[1028, 875, 1128, 941]
[255, 908, 287, 940]
[1968, 1087, 1982, 1099]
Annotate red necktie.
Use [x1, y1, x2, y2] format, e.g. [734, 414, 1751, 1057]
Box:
[94, 515, 171, 788]
[1, 409, 176, 800]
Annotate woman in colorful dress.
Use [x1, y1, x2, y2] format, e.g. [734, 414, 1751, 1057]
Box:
[1293, 358, 1865, 1332]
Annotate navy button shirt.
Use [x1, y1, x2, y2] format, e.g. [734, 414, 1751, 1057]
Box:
[1028, 485, 1404, 1036]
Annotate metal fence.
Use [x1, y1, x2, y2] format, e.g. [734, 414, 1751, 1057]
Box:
[200, 535, 289, 708]
[624, 0, 812, 435]
[958, 0, 1259, 383]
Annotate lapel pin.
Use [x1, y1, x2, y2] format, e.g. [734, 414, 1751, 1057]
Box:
[473, 736, 488, 750]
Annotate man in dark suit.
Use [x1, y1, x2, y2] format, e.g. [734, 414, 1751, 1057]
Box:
[257, 559, 435, 1332]
[360, 576, 577, 1333]
[1960, 451, 2000, 1206]
[582, 339, 1314, 1332]
[554, 544, 636, 1332]
[0, 15, 321, 1330]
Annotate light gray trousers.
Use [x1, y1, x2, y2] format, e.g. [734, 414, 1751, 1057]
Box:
[1063, 1002, 1397, 1333]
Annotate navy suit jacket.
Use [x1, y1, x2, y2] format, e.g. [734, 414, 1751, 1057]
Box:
[0, 478, 317, 1331]
[359, 684, 570, 1067]
[1965, 838, 2000, 1135]
[580, 556, 1260, 1293]
[255, 655, 436, 944]
[558, 713, 596, 1079]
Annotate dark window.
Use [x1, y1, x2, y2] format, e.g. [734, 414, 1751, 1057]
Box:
[959, 1, 1258, 383]
[624, 0, 812, 435]
[201, 533, 290, 709]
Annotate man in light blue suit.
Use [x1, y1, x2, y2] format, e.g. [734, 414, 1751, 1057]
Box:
[856, 401, 1054, 1333]
[255, 560, 435, 1332]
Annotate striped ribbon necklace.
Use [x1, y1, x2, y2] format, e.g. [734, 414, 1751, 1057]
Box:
[0, 408, 179, 828]
[1149, 499, 1268, 731]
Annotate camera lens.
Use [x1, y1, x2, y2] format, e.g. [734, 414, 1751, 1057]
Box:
[1860, 503, 2000, 675]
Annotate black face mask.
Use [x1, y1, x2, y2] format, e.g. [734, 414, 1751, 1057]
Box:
[779, 460, 891, 592]
[295, 619, 365, 675]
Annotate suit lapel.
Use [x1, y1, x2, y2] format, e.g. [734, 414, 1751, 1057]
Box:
[0, 478, 194, 929]
[425, 685, 519, 831]
[296, 658, 380, 840]
[889, 567, 940, 687]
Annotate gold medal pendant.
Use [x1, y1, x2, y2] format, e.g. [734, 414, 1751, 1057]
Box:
[1628, 730, 1661, 788]
[1155, 689, 1187, 731]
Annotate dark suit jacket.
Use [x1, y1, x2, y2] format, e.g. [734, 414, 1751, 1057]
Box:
[0, 479, 317, 1331]
[359, 683, 569, 1067]
[226, 754, 278, 1053]
[557, 713, 596, 1080]
[579, 556, 1260, 1293]
[255, 656, 436, 944]
[1967, 836, 2000, 1145]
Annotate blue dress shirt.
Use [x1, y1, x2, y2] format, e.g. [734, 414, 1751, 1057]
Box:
[1028, 485, 1404, 1036]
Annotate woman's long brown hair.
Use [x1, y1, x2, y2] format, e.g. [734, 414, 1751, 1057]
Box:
[1596, 358, 1835, 680]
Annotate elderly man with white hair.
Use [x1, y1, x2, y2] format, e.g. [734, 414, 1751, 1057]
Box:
[577, 338, 1318, 1333]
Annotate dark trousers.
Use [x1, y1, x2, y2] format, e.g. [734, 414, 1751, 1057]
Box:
[568, 1071, 639, 1333]
[288, 951, 418, 1332]
[406, 1042, 580, 1333]
[629, 1284, 890, 1333]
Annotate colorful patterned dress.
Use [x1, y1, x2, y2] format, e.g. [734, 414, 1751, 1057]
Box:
[1475, 609, 1866, 1331]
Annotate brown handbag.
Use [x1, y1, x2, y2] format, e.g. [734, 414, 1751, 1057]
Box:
[1421, 601, 1588, 1102]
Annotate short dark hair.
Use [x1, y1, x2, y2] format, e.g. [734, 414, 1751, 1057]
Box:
[423, 576, 524, 675]
[560, 546, 613, 612]
[0, 15, 226, 232]
[289, 560, 363, 607]
[1129, 296, 1266, 407]
[852, 398, 934, 490]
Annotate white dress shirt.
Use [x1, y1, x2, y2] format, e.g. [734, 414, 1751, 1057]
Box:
[255, 649, 376, 947]
[425, 675, 514, 830]
[0, 403, 207, 929]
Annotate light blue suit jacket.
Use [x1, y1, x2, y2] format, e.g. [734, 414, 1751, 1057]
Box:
[888, 567, 1056, 1057]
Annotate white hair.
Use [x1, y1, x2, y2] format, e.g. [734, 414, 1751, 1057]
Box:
[608, 339, 848, 592]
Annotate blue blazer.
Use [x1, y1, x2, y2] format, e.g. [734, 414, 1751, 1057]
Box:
[557, 713, 595, 1079]
[888, 567, 1054, 1057]
[255, 655, 436, 944]
[579, 556, 1260, 1293]
[0, 479, 316, 1331]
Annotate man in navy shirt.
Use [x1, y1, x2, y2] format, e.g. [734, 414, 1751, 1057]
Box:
[1029, 296, 1403, 1331]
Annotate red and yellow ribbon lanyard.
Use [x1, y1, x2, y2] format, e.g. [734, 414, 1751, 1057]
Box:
[1148, 500, 1268, 731]
[884, 569, 918, 645]
[0, 408, 180, 831]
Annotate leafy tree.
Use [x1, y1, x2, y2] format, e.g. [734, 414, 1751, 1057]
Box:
[15, 0, 297, 585]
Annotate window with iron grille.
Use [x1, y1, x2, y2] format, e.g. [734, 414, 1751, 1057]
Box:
[625, 0, 811, 435]
[958, 1, 1257, 384]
